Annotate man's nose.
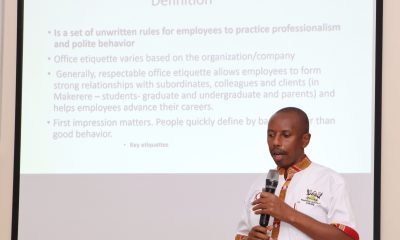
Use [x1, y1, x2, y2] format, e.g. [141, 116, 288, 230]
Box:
[272, 135, 281, 146]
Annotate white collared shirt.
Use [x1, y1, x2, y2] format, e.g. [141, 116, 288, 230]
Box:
[236, 162, 357, 240]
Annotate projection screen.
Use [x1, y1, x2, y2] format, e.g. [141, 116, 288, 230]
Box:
[13, 0, 382, 239]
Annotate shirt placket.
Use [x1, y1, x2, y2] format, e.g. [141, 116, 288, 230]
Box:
[271, 157, 311, 239]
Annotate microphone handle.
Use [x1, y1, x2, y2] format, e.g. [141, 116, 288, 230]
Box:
[259, 187, 276, 227]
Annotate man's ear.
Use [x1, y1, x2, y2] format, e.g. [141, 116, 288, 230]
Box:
[302, 133, 311, 148]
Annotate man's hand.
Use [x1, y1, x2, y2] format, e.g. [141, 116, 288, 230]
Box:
[251, 192, 296, 223]
[247, 225, 275, 240]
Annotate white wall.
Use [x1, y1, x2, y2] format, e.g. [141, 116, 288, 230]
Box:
[381, 0, 400, 238]
[1, 0, 400, 239]
[0, 0, 17, 239]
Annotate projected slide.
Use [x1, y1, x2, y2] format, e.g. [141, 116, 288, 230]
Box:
[21, 0, 374, 173]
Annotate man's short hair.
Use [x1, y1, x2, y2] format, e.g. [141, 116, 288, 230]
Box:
[274, 107, 310, 133]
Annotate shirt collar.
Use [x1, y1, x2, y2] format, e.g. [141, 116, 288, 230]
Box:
[277, 155, 311, 180]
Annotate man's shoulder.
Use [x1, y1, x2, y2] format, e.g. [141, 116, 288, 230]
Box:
[307, 161, 340, 174]
[303, 162, 346, 183]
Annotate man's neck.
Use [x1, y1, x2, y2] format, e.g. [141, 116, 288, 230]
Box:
[278, 155, 311, 180]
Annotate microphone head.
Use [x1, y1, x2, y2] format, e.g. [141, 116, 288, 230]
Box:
[266, 169, 279, 188]
[266, 169, 279, 182]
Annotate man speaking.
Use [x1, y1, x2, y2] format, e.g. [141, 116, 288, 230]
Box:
[235, 107, 359, 240]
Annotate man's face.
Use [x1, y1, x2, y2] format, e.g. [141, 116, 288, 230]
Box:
[267, 112, 310, 169]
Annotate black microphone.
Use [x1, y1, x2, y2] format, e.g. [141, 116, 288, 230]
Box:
[259, 169, 279, 227]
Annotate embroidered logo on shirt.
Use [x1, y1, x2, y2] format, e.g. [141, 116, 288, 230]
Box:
[301, 189, 323, 206]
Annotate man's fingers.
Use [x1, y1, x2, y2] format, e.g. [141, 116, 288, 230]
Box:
[253, 209, 270, 215]
[248, 225, 273, 240]
[266, 225, 274, 231]
[252, 192, 274, 205]
[248, 231, 268, 240]
[252, 202, 274, 212]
